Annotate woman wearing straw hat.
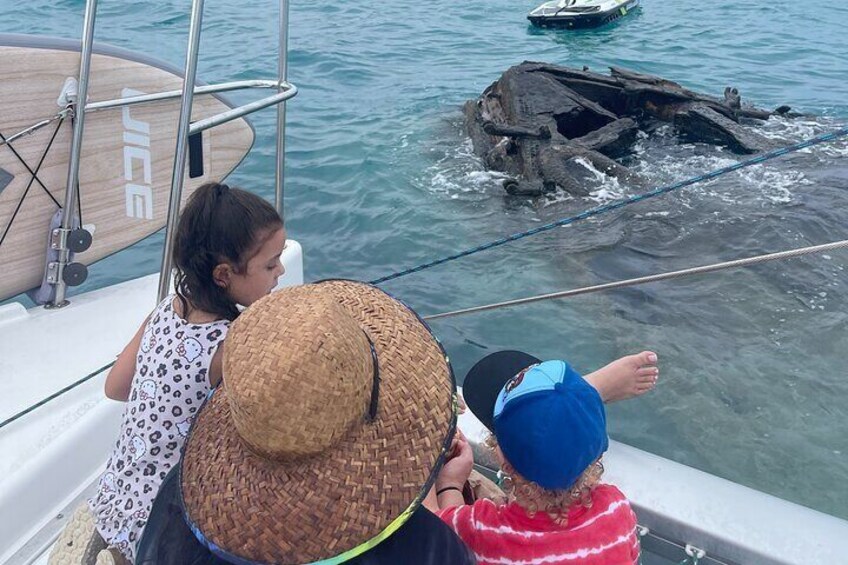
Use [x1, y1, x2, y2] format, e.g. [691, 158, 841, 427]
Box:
[136, 280, 477, 564]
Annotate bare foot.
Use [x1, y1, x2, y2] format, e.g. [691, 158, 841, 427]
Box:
[584, 351, 658, 403]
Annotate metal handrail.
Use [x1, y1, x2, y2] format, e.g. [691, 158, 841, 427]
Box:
[51, 0, 97, 307]
[0, 80, 294, 148]
[157, 0, 205, 301]
[43, 0, 296, 306]
[156, 0, 295, 301]
[275, 0, 292, 218]
[85, 79, 293, 111]
[190, 85, 297, 135]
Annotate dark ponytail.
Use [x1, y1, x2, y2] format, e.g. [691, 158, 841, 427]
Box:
[172, 182, 283, 321]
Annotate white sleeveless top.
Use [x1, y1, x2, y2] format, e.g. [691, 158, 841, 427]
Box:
[89, 296, 229, 560]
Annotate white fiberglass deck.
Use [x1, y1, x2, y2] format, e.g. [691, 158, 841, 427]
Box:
[3, 238, 848, 564]
[0, 241, 302, 564]
[459, 402, 848, 564]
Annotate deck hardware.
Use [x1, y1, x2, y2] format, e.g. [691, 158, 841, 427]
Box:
[684, 544, 706, 563]
[62, 262, 88, 287]
[56, 77, 78, 108]
[50, 228, 68, 250]
[67, 228, 93, 253]
[50, 0, 97, 308]
[45, 262, 59, 284]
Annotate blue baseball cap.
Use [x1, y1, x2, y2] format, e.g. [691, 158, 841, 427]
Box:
[463, 352, 608, 490]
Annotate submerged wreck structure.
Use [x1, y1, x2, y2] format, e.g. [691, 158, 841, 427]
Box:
[465, 62, 796, 196]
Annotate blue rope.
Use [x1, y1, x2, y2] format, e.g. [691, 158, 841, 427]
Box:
[370, 126, 848, 285]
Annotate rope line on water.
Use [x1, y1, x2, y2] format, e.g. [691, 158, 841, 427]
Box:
[371, 126, 848, 286]
[0, 361, 114, 430]
[424, 239, 848, 321]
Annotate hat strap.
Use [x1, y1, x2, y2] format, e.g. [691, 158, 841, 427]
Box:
[364, 333, 380, 422]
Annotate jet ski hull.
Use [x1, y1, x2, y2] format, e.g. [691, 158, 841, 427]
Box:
[528, 0, 639, 29]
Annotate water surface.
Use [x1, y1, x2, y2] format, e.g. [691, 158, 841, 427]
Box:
[3, 0, 847, 519]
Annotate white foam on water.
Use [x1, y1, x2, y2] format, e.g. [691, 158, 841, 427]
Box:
[629, 132, 818, 208]
[539, 190, 576, 208]
[422, 114, 845, 217]
[536, 157, 628, 209]
[417, 137, 510, 198]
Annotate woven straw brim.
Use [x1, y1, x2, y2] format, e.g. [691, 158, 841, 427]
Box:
[180, 280, 456, 564]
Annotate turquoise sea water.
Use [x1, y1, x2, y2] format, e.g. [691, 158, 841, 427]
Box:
[3, 0, 848, 520]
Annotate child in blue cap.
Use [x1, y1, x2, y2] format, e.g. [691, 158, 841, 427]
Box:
[432, 351, 641, 565]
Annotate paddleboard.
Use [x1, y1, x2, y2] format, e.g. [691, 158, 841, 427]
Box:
[0, 34, 255, 300]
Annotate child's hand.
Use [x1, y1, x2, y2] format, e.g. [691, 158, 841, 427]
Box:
[457, 391, 467, 415]
[437, 432, 474, 490]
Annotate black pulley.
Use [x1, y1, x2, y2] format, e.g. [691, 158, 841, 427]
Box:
[63, 262, 88, 286]
[68, 228, 93, 253]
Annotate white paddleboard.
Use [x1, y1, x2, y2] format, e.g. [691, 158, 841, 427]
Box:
[0, 34, 255, 300]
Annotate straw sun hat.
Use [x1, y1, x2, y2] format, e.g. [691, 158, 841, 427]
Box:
[180, 280, 457, 564]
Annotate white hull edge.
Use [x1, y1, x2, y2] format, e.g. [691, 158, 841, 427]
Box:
[460, 408, 848, 564]
[3, 238, 847, 564]
[0, 241, 303, 563]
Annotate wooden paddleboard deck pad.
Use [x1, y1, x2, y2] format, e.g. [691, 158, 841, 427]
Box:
[0, 34, 255, 300]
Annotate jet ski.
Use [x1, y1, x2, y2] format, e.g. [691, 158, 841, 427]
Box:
[528, 0, 639, 29]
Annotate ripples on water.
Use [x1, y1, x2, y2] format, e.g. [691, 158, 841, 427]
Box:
[3, 0, 847, 518]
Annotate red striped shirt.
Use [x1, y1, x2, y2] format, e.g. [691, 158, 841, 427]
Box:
[437, 484, 639, 565]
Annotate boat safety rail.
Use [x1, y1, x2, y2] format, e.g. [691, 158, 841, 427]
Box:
[157, 0, 203, 301]
[189, 85, 297, 135]
[32, 0, 296, 307]
[0, 80, 297, 149]
[423, 238, 848, 321]
[86, 79, 299, 136]
[156, 0, 294, 301]
[85, 79, 294, 112]
[0, 361, 114, 430]
[369, 126, 848, 286]
[8, 237, 848, 429]
[52, 0, 97, 307]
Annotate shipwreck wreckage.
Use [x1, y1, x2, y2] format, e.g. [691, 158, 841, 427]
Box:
[465, 62, 798, 196]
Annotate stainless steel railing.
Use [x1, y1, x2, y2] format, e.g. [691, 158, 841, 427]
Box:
[48, 0, 297, 307]
[52, 0, 97, 307]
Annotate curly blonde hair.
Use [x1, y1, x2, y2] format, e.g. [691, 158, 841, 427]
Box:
[485, 434, 604, 526]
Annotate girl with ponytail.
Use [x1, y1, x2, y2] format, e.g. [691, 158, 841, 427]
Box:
[50, 183, 285, 565]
